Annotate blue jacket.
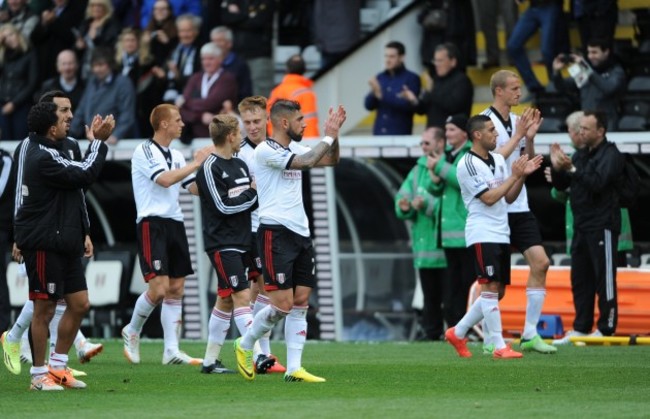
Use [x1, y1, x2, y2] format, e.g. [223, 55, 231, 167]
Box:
[364, 65, 420, 135]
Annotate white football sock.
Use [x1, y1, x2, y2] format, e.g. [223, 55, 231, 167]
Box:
[481, 292, 505, 349]
[285, 306, 308, 374]
[454, 297, 484, 338]
[48, 302, 66, 356]
[8, 300, 34, 342]
[523, 288, 546, 340]
[161, 299, 182, 354]
[241, 305, 287, 350]
[233, 306, 253, 337]
[253, 294, 272, 355]
[204, 308, 231, 367]
[128, 292, 157, 334]
[49, 352, 68, 369]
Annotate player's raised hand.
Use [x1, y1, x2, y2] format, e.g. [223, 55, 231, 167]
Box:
[324, 105, 347, 139]
[526, 109, 543, 140]
[514, 107, 533, 140]
[511, 155, 529, 178]
[550, 143, 572, 171]
[90, 114, 116, 141]
[193, 144, 214, 166]
[523, 154, 543, 175]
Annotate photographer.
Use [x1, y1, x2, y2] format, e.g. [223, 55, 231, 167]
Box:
[551, 38, 625, 131]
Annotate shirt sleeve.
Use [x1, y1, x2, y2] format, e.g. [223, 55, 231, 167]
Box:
[132, 144, 166, 183]
[458, 155, 490, 199]
[256, 143, 295, 170]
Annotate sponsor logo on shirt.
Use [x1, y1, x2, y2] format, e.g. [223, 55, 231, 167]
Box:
[228, 185, 250, 198]
[282, 170, 302, 180]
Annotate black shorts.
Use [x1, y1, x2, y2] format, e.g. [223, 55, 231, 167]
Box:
[137, 217, 193, 282]
[470, 243, 511, 285]
[508, 211, 543, 253]
[23, 250, 86, 301]
[258, 224, 316, 291]
[243, 232, 263, 280]
[208, 250, 250, 298]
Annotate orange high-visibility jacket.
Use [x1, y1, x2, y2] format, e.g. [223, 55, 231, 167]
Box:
[267, 74, 320, 138]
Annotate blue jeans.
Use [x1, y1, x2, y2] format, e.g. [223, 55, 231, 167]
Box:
[507, 3, 562, 92]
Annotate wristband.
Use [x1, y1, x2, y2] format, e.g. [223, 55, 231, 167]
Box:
[322, 136, 334, 146]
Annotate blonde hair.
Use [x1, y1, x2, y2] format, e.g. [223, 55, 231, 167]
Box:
[86, 0, 114, 25]
[489, 69, 519, 96]
[115, 28, 153, 67]
[565, 110, 585, 134]
[209, 114, 239, 146]
[0, 23, 29, 66]
[238, 95, 267, 114]
[150, 103, 178, 131]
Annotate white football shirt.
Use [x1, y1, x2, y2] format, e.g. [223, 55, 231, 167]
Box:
[457, 150, 510, 245]
[131, 139, 194, 223]
[254, 139, 311, 237]
[236, 138, 260, 232]
[481, 106, 529, 213]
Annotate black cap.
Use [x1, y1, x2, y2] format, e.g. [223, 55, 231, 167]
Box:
[445, 114, 468, 133]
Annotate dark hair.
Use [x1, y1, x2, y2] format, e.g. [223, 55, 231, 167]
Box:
[38, 90, 69, 104]
[435, 42, 459, 61]
[466, 114, 491, 139]
[91, 46, 116, 70]
[270, 99, 301, 126]
[583, 110, 608, 131]
[385, 41, 405, 55]
[286, 54, 306, 75]
[586, 38, 612, 52]
[28, 102, 58, 136]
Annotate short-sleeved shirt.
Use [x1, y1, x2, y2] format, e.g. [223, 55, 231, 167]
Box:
[481, 106, 529, 213]
[457, 150, 510, 245]
[131, 139, 194, 223]
[236, 137, 261, 232]
[254, 139, 311, 237]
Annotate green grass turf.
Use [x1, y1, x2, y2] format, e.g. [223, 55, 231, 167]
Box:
[1, 340, 649, 418]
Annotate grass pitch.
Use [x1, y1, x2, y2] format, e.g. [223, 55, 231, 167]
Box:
[1, 340, 649, 418]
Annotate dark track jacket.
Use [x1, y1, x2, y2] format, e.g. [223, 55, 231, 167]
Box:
[551, 138, 624, 233]
[13, 133, 107, 255]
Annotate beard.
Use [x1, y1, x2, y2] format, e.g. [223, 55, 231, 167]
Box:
[287, 126, 303, 142]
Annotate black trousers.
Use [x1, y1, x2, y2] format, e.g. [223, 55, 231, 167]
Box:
[0, 230, 10, 332]
[418, 268, 447, 340]
[444, 247, 476, 327]
[571, 228, 618, 335]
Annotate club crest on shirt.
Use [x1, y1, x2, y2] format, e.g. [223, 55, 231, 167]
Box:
[282, 170, 302, 180]
[276, 273, 286, 284]
[229, 275, 238, 287]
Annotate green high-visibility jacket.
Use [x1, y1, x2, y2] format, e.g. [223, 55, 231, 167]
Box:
[426, 141, 472, 249]
[395, 156, 447, 269]
[551, 188, 633, 254]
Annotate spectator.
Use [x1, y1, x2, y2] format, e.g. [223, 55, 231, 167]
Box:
[546, 111, 634, 270]
[0, 23, 38, 140]
[71, 47, 137, 143]
[74, 0, 122, 80]
[550, 110, 624, 339]
[141, 0, 178, 67]
[112, 0, 142, 29]
[34, 49, 85, 111]
[115, 28, 157, 138]
[178, 42, 238, 142]
[221, 0, 275, 97]
[395, 127, 447, 341]
[507, 0, 567, 100]
[404, 43, 473, 129]
[267, 54, 319, 138]
[313, 0, 360, 68]
[364, 41, 420, 136]
[140, 0, 201, 29]
[30, 0, 86, 81]
[551, 38, 625, 131]
[476, 0, 517, 68]
[418, 0, 476, 71]
[0, 0, 39, 42]
[210, 26, 252, 103]
[159, 13, 201, 104]
[425, 114, 473, 328]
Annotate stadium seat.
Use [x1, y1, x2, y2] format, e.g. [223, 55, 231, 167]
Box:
[627, 76, 650, 92]
[551, 254, 571, 266]
[538, 117, 564, 133]
[128, 255, 147, 296]
[302, 44, 321, 73]
[618, 115, 648, 131]
[86, 260, 123, 338]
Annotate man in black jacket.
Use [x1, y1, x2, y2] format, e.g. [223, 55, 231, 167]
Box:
[550, 110, 624, 339]
[13, 101, 112, 391]
[0, 147, 13, 333]
[403, 43, 473, 129]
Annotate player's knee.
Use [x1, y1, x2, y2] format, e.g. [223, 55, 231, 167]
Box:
[532, 254, 551, 274]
